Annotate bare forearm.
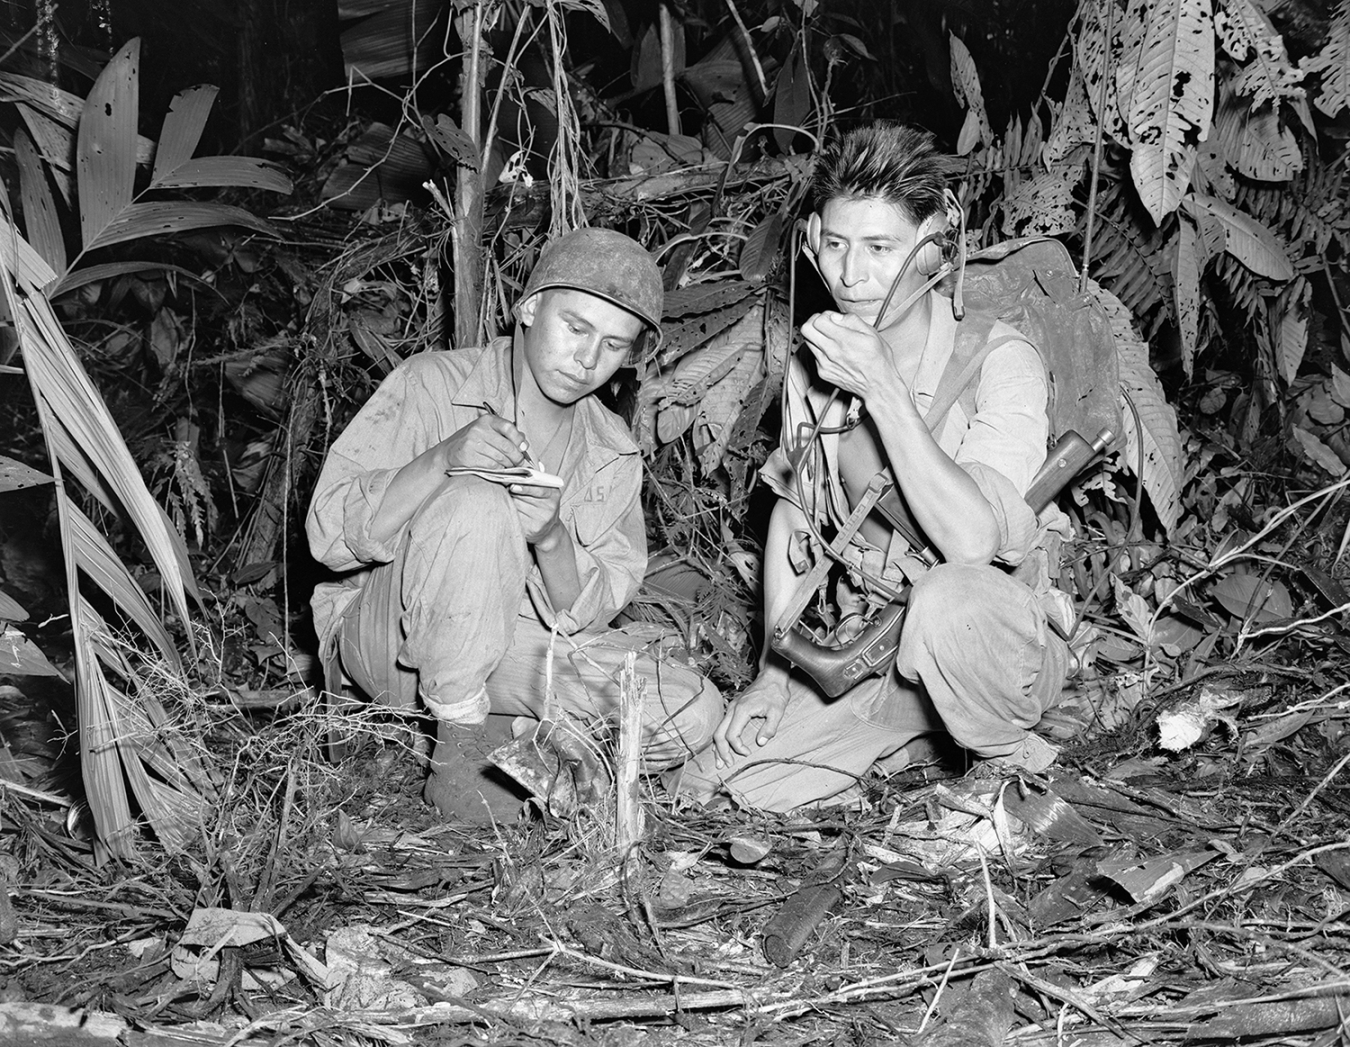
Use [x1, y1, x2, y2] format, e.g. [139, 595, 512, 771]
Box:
[533, 524, 584, 612]
[865, 381, 999, 564]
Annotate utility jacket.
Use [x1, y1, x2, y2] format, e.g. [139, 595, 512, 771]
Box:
[761, 293, 1057, 597]
[306, 337, 647, 653]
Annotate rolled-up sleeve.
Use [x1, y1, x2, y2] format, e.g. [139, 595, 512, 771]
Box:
[529, 450, 646, 634]
[306, 363, 440, 572]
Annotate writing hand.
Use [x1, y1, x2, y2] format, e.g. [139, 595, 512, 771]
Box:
[437, 415, 531, 473]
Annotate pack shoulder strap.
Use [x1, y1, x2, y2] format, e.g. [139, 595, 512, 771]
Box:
[870, 318, 1030, 558]
[923, 314, 1025, 434]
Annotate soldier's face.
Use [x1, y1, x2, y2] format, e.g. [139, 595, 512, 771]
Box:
[815, 197, 925, 329]
[518, 288, 644, 404]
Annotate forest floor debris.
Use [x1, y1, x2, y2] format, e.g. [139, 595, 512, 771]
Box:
[0, 671, 1347, 1047]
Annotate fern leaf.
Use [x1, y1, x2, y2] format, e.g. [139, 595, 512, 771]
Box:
[1212, 252, 1267, 328]
[1087, 183, 1174, 327]
[1089, 280, 1184, 534]
[1302, 0, 1350, 117]
[1214, 0, 1307, 108]
[1120, 0, 1215, 222]
[1214, 87, 1302, 181]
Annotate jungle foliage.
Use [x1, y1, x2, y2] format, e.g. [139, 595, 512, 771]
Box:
[0, 0, 1348, 860]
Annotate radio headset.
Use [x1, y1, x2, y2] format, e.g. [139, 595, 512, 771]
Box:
[782, 189, 967, 599]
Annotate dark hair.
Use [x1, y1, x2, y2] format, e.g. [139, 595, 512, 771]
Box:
[812, 123, 948, 224]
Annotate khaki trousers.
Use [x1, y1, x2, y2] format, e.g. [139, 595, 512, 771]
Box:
[672, 562, 1070, 810]
[334, 478, 722, 768]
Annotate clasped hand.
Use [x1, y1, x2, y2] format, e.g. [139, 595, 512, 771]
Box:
[799, 311, 898, 400]
[438, 415, 562, 545]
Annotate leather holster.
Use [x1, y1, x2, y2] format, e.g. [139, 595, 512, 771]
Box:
[770, 600, 907, 698]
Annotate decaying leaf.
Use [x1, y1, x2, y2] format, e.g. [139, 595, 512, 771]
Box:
[1098, 850, 1218, 903]
[1301, 0, 1350, 117]
[1214, 0, 1306, 108]
[1117, 0, 1215, 221]
[1156, 683, 1249, 750]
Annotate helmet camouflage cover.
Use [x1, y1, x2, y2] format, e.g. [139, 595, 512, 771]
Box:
[519, 227, 664, 352]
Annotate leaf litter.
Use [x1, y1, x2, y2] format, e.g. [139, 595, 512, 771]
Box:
[0, 634, 1349, 1046]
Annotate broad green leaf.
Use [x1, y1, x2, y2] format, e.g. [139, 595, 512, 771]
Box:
[16, 102, 74, 172]
[0, 213, 58, 288]
[1090, 280, 1184, 533]
[1292, 426, 1347, 477]
[14, 128, 67, 274]
[1122, 0, 1215, 222]
[1214, 91, 1302, 181]
[1002, 165, 1080, 238]
[1302, 0, 1350, 117]
[0, 588, 27, 621]
[1209, 573, 1293, 622]
[739, 213, 783, 285]
[1272, 277, 1309, 384]
[771, 43, 811, 153]
[150, 157, 292, 194]
[554, 0, 610, 33]
[0, 624, 62, 676]
[77, 39, 139, 250]
[84, 201, 278, 252]
[0, 454, 54, 492]
[1182, 193, 1294, 280]
[153, 85, 217, 184]
[631, 21, 666, 92]
[1172, 215, 1200, 375]
[49, 261, 207, 299]
[0, 72, 156, 165]
[15, 282, 201, 620]
[1330, 364, 1350, 408]
[1045, 68, 1097, 163]
[340, 0, 441, 81]
[1113, 577, 1155, 645]
[950, 32, 992, 155]
[693, 346, 762, 473]
[422, 114, 479, 170]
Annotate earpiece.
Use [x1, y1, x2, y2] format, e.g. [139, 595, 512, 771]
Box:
[915, 190, 965, 276]
[915, 213, 946, 276]
[804, 212, 822, 256]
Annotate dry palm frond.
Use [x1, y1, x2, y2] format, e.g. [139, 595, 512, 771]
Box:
[1, 220, 204, 859]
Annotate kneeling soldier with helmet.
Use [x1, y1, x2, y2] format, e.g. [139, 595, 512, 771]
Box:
[307, 227, 723, 823]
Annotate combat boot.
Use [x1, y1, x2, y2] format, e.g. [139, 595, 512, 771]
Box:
[423, 718, 527, 825]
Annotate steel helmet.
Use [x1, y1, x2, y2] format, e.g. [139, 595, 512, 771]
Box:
[519, 227, 664, 350]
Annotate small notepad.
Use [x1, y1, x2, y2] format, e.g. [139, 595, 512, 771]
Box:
[444, 465, 565, 489]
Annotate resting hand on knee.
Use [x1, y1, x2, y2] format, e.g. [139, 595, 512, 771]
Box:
[713, 673, 791, 766]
